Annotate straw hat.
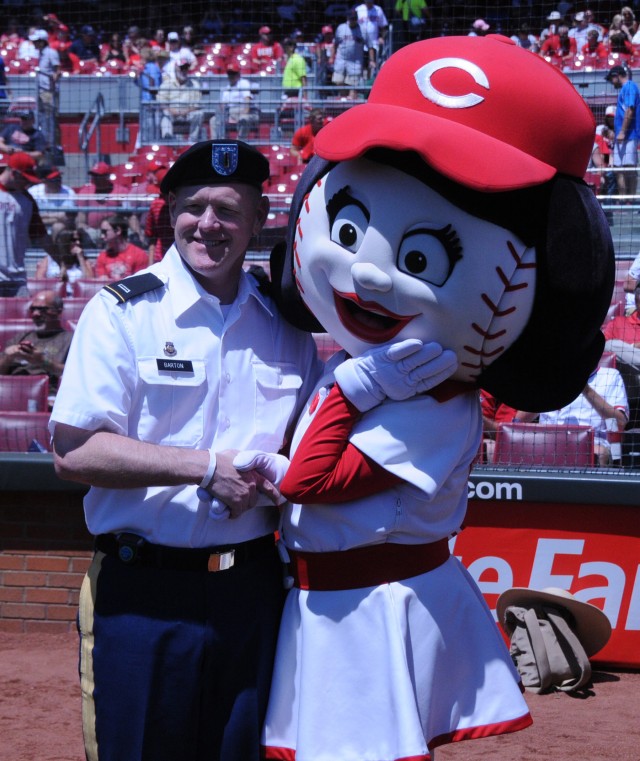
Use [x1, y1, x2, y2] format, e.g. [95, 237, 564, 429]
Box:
[497, 587, 612, 657]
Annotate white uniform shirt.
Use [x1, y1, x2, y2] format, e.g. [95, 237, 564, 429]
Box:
[355, 3, 388, 48]
[29, 182, 77, 214]
[539, 366, 629, 445]
[50, 245, 322, 547]
[282, 354, 482, 552]
[0, 185, 36, 280]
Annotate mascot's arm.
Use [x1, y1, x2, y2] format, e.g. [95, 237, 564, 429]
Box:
[280, 383, 402, 504]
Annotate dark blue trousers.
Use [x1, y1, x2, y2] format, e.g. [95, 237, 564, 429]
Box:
[79, 544, 285, 761]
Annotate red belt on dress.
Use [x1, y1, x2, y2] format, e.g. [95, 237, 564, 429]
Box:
[288, 539, 450, 591]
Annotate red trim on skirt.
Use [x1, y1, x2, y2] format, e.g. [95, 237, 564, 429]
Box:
[430, 712, 534, 749]
[262, 745, 431, 761]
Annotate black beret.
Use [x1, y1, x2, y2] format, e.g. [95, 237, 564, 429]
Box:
[160, 140, 270, 194]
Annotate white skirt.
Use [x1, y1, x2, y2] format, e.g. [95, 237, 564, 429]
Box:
[262, 556, 531, 761]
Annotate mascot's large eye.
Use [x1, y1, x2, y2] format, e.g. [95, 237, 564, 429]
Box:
[397, 225, 462, 286]
[330, 204, 368, 253]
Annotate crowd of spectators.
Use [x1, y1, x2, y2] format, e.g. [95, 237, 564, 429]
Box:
[3, 6, 640, 85]
[2, 7, 640, 463]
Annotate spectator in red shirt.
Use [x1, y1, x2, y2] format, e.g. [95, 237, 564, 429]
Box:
[250, 26, 284, 67]
[604, 282, 640, 369]
[480, 389, 518, 462]
[290, 108, 326, 164]
[76, 161, 133, 245]
[539, 24, 576, 61]
[581, 28, 608, 57]
[94, 214, 149, 280]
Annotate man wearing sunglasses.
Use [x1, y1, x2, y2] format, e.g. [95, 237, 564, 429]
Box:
[0, 289, 71, 394]
[0, 152, 56, 296]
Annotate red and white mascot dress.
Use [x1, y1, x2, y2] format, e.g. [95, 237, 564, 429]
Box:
[255, 35, 613, 761]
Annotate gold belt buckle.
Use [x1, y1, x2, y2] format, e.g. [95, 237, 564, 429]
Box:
[207, 549, 235, 572]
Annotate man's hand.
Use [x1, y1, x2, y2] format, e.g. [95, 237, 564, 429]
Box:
[199, 449, 284, 520]
[334, 338, 458, 412]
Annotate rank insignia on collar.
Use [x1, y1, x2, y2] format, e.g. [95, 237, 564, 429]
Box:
[212, 144, 238, 175]
[163, 341, 177, 357]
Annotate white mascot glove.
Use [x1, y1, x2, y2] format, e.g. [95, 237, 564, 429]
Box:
[232, 450, 290, 502]
[197, 450, 290, 520]
[334, 338, 458, 412]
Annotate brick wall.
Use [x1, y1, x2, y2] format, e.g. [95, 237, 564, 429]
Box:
[0, 491, 92, 634]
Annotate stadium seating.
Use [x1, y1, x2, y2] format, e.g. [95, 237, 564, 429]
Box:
[0, 374, 50, 412]
[0, 320, 34, 352]
[0, 411, 52, 452]
[493, 422, 595, 468]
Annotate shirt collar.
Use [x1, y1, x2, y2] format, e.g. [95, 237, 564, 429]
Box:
[155, 245, 274, 319]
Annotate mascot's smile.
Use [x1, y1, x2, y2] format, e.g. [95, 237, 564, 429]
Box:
[334, 290, 415, 343]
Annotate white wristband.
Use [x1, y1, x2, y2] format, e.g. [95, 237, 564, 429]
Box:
[199, 449, 217, 489]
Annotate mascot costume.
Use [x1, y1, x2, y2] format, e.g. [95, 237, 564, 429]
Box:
[233, 35, 613, 760]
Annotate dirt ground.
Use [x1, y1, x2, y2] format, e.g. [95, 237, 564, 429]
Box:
[1, 632, 638, 761]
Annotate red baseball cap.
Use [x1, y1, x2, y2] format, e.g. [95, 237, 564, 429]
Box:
[8, 152, 40, 183]
[89, 161, 112, 176]
[314, 35, 595, 191]
[259, 26, 271, 35]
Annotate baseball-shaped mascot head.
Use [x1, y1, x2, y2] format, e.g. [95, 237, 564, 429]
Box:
[271, 36, 614, 411]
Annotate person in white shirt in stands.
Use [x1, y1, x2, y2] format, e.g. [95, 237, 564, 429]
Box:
[515, 367, 629, 466]
[209, 64, 257, 139]
[29, 162, 77, 237]
[355, 1, 388, 78]
[164, 30, 196, 77]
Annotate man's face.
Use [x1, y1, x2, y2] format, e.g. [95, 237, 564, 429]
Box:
[20, 115, 35, 132]
[99, 221, 120, 253]
[611, 74, 622, 89]
[168, 182, 269, 302]
[29, 293, 62, 330]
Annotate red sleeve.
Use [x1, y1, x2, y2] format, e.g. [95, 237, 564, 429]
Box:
[495, 402, 518, 424]
[131, 245, 149, 273]
[480, 389, 497, 420]
[280, 383, 403, 504]
[94, 251, 107, 277]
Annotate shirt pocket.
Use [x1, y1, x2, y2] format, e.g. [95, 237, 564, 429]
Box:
[252, 361, 304, 450]
[137, 357, 207, 446]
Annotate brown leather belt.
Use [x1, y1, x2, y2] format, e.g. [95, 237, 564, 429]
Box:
[95, 532, 275, 573]
[288, 538, 451, 591]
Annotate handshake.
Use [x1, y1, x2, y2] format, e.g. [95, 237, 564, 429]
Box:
[199, 338, 457, 519]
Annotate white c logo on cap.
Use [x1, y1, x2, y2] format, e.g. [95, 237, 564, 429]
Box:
[415, 57, 489, 109]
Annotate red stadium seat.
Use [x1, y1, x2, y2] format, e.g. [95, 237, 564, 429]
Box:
[0, 320, 34, 351]
[598, 351, 617, 369]
[71, 279, 106, 300]
[0, 411, 52, 452]
[313, 333, 341, 363]
[60, 297, 91, 329]
[493, 422, 595, 468]
[0, 375, 50, 412]
[0, 297, 31, 321]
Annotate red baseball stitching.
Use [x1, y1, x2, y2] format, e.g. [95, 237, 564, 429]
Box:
[459, 239, 536, 380]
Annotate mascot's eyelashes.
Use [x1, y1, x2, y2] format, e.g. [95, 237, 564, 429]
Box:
[327, 186, 371, 253]
[397, 223, 462, 287]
